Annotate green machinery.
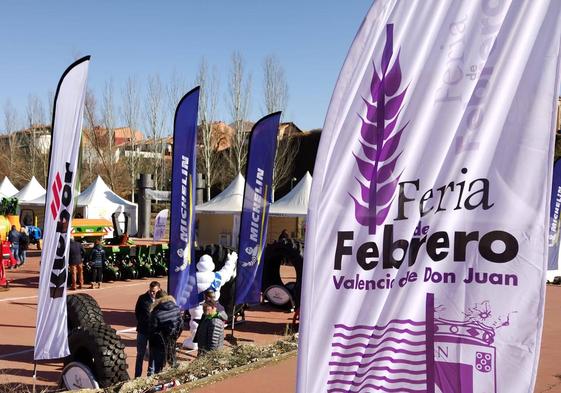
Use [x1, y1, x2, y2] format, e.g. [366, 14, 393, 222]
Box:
[84, 243, 169, 282]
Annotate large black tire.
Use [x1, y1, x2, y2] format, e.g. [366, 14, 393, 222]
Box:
[65, 325, 129, 388]
[261, 240, 304, 308]
[67, 293, 104, 331]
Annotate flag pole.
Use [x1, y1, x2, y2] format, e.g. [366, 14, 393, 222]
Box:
[32, 361, 37, 393]
[229, 215, 241, 342]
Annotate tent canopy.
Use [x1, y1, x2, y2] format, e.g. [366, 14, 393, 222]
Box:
[78, 176, 138, 235]
[22, 176, 138, 234]
[269, 172, 312, 217]
[0, 177, 19, 199]
[13, 176, 46, 202]
[196, 173, 245, 214]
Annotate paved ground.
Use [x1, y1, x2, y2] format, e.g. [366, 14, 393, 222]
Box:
[190, 355, 297, 393]
[1, 252, 561, 392]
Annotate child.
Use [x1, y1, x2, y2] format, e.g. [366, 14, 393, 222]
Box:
[193, 299, 225, 356]
[89, 239, 106, 289]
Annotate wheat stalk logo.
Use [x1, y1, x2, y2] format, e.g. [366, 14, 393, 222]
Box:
[350, 24, 408, 235]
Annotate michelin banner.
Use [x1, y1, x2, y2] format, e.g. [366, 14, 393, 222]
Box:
[547, 159, 561, 280]
[297, 1, 561, 392]
[35, 56, 90, 360]
[168, 87, 200, 310]
[235, 112, 281, 305]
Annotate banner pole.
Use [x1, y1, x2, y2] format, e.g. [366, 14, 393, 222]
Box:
[231, 307, 236, 337]
[32, 361, 37, 393]
[230, 265, 237, 340]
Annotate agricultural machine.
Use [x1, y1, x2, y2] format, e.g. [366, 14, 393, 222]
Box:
[73, 211, 170, 284]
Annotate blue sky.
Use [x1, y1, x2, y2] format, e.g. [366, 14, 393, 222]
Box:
[0, 1, 372, 132]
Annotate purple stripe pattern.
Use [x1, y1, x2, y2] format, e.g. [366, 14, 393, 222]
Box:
[328, 319, 428, 392]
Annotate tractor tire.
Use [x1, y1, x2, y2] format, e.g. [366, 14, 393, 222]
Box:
[65, 325, 129, 388]
[153, 262, 168, 277]
[120, 264, 135, 280]
[138, 264, 154, 278]
[261, 240, 304, 308]
[67, 294, 104, 331]
[104, 265, 121, 282]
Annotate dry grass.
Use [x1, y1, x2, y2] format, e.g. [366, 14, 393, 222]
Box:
[0, 366, 60, 393]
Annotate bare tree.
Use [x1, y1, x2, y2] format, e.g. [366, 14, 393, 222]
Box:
[263, 55, 288, 116]
[167, 69, 188, 116]
[3, 100, 20, 177]
[25, 94, 46, 179]
[83, 88, 99, 183]
[262, 55, 299, 200]
[100, 81, 118, 189]
[40, 90, 56, 184]
[82, 86, 116, 189]
[46, 90, 55, 123]
[121, 77, 142, 202]
[227, 52, 252, 176]
[196, 58, 222, 200]
[145, 74, 167, 189]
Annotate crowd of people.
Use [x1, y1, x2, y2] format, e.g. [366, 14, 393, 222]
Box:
[66, 237, 108, 290]
[134, 281, 227, 377]
[7, 225, 29, 268]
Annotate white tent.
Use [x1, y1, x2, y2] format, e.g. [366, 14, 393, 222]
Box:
[196, 173, 245, 246]
[0, 177, 19, 199]
[269, 172, 312, 217]
[77, 176, 138, 235]
[13, 176, 46, 202]
[196, 173, 245, 214]
[24, 194, 47, 206]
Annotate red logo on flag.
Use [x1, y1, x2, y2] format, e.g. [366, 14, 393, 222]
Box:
[50, 173, 63, 219]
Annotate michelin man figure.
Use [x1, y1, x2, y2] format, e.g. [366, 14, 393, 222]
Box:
[182, 251, 237, 350]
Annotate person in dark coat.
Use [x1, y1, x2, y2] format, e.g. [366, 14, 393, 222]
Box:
[278, 229, 290, 241]
[88, 239, 106, 289]
[149, 290, 183, 373]
[7, 225, 20, 265]
[194, 299, 225, 356]
[134, 281, 160, 378]
[18, 227, 29, 267]
[69, 238, 85, 290]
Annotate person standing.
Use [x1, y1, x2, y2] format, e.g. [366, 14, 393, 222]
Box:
[134, 281, 160, 378]
[89, 239, 106, 289]
[7, 225, 20, 266]
[69, 238, 85, 290]
[18, 227, 29, 267]
[149, 290, 183, 373]
[194, 299, 225, 356]
[278, 229, 290, 241]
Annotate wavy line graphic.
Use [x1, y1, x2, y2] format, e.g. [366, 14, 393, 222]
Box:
[351, 23, 408, 234]
[328, 384, 425, 393]
[329, 365, 427, 377]
[334, 327, 425, 340]
[332, 347, 426, 358]
[329, 356, 426, 367]
[334, 320, 425, 330]
[328, 374, 425, 386]
[332, 337, 424, 350]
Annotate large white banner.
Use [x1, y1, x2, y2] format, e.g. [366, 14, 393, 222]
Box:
[297, 1, 561, 392]
[153, 208, 168, 241]
[34, 57, 90, 360]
